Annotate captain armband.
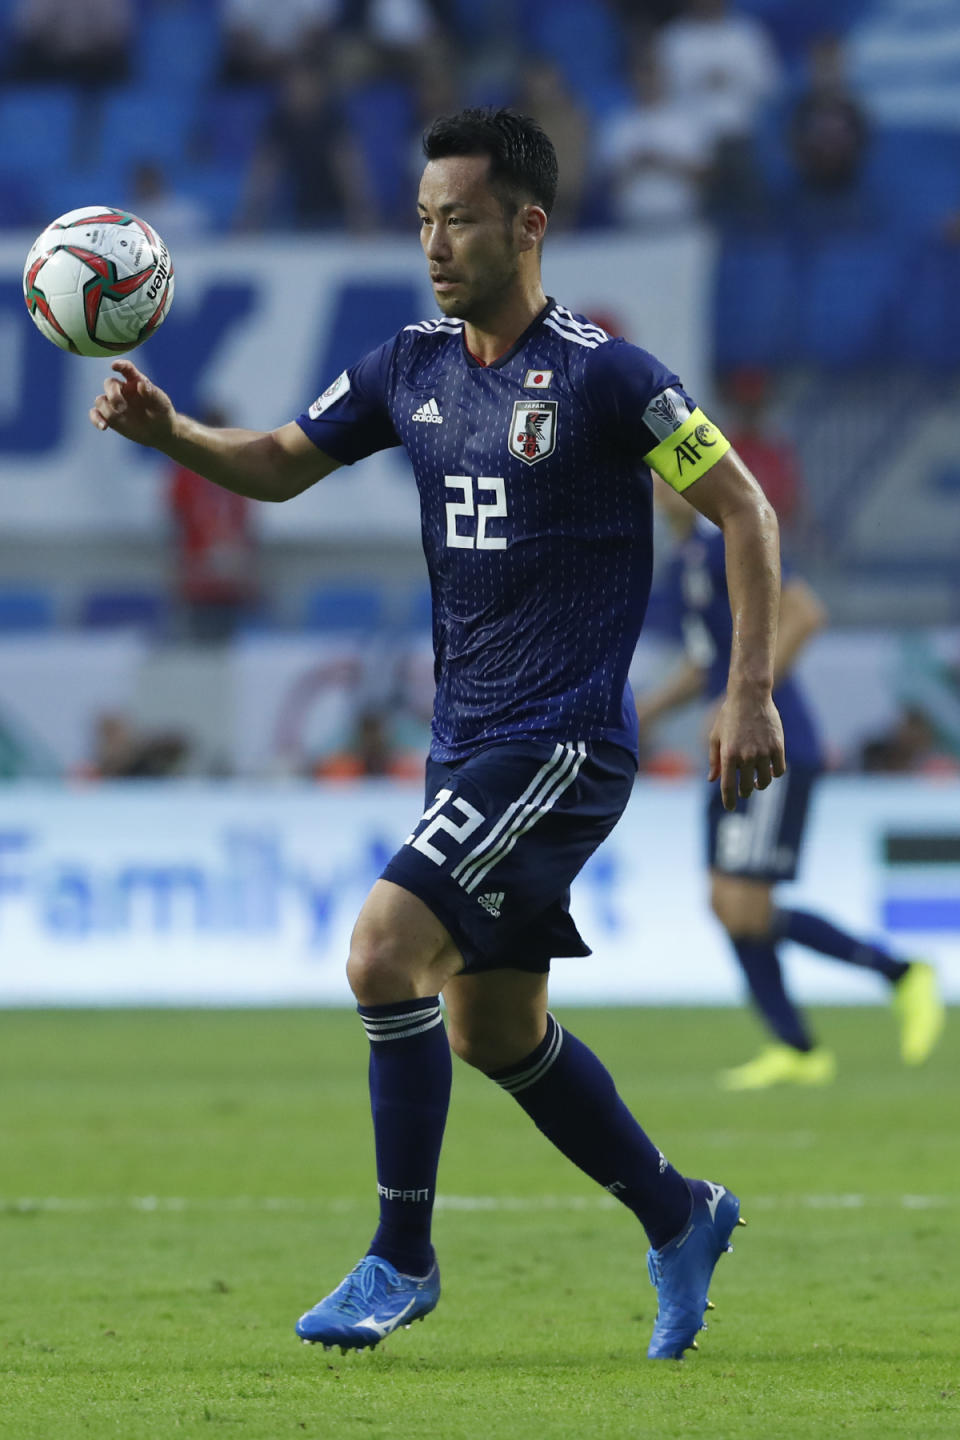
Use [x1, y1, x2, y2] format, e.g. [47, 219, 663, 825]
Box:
[643, 408, 730, 492]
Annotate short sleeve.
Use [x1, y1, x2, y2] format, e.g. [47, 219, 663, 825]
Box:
[295, 338, 402, 464]
[586, 338, 730, 492]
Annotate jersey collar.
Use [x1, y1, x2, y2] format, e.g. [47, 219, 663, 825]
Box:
[461, 297, 553, 370]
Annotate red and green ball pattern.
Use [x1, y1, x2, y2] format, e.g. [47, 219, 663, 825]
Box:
[22, 206, 174, 357]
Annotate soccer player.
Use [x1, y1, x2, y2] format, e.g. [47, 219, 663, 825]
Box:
[638, 479, 945, 1089]
[90, 109, 785, 1361]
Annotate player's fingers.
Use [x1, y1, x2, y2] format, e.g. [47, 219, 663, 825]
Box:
[753, 756, 773, 791]
[90, 399, 114, 432]
[707, 731, 721, 784]
[103, 376, 127, 410]
[720, 755, 738, 811]
[110, 358, 142, 380]
[772, 743, 787, 778]
[738, 764, 756, 800]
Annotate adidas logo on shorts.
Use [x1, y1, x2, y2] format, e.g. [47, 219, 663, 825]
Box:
[477, 891, 504, 918]
[412, 397, 443, 423]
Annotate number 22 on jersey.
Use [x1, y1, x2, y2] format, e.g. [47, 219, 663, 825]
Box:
[444, 475, 507, 550]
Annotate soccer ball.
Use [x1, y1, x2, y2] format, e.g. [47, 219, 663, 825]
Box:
[22, 206, 174, 357]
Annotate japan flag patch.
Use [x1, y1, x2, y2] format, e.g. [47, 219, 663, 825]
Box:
[509, 400, 557, 465]
[523, 369, 553, 389]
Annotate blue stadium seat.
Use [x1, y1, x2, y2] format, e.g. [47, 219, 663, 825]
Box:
[302, 583, 385, 633]
[862, 128, 960, 239]
[98, 89, 199, 171]
[343, 79, 416, 226]
[892, 238, 960, 369]
[0, 86, 80, 178]
[79, 589, 169, 634]
[526, 0, 628, 118]
[134, 2, 221, 92]
[713, 234, 796, 369]
[0, 588, 55, 632]
[199, 88, 273, 168]
[796, 234, 905, 368]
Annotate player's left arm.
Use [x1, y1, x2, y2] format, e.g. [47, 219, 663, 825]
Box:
[679, 449, 786, 810]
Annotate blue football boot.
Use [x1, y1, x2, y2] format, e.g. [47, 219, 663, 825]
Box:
[646, 1181, 744, 1359]
[296, 1255, 440, 1352]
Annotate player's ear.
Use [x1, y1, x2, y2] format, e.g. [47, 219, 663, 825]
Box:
[517, 204, 548, 252]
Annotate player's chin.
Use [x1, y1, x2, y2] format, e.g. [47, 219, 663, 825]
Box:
[433, 288, 462, 315]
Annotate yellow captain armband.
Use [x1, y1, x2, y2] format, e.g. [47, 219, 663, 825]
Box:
[643, 408, 730, 492]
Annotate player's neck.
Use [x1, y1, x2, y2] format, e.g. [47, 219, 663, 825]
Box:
[462, 281, 548, 366]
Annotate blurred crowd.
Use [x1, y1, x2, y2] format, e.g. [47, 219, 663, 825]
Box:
[2, 0, 958, 244]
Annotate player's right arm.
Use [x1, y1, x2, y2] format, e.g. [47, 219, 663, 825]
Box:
[90, 359, 341, 502]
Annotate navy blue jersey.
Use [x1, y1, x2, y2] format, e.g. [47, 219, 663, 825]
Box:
[296, 299, 730, 763]
[664, 518, 824, 769]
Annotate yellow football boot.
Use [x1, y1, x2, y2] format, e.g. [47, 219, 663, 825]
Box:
[892, 961, 945, 1065]
[718, 1043, 836, 1091]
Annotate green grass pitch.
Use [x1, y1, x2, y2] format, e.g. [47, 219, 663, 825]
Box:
[1, 1006, 956, 1440]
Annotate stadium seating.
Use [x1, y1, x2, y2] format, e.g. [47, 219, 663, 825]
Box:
[797, 233, 905, 368]
[98, 88, 199, 173]
[713, 234, 797, 369]
[133, 1, 221, 94]
[0, 85, 80, 180]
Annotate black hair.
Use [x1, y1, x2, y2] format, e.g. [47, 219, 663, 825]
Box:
[422, 107, 559, 218]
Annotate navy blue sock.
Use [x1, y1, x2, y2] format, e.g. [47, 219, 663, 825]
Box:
[358, 997, 451, 1276]
[774, 907, 910, 984]
[731, 938, 814, 1051]
[489, 1014, 691, 1250]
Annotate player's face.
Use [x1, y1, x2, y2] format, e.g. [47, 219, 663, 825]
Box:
[417, 156, 524, 322]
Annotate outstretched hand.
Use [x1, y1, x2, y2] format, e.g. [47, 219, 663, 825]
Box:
[708, 689, 786, 812]
[89, 359, 175, 449]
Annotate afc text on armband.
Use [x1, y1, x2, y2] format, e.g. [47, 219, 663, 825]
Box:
[673, 421, 720, 474]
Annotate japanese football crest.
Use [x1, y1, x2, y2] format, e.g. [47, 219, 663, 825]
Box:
[509, 399, 557, 465]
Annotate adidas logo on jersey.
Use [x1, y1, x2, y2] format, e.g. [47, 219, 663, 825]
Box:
[412, 397, 443, 423]
[477, 891, 504, 918]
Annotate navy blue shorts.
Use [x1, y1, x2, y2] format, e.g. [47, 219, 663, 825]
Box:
[707, 766, 818, 882]
[381, 739, 636, 974]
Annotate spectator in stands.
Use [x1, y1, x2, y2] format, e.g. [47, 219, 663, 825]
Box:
[658, 0, 781, 222]
[168, 407, 259, 642]
[9, 0, 133, 86]
[787, 33, 869, 230]
[514, 61, 589, 232]
[597, 44, 711, 230]
[314, 707, 423, 781]
[220, 0, 340, 83]
[238, 57, 375, 232]
[860, 706, 959, 776]
[92, 711, 190, 778]
[719, 367, 804, 541]
[128, 161, 213, 245]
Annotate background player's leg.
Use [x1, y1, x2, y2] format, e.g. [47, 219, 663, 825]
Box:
[711, 873, 835, 1089]
[771, 908, 944, 1063]
[349, 880, 463, 1275]
[443, 969, 692, 1249]
[711, 874, 815, 1049]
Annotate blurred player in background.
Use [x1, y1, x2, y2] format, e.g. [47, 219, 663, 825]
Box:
[638, 479, 945, 1089]
[90, 109, 783, 1361]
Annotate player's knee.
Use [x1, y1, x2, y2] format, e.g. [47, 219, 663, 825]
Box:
[346, 927, 414, 1004]
[711, 879, 772, 939]
[447, 1015, 543, 1073]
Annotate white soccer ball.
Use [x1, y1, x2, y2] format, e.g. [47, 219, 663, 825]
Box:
[23, 206, 175, 357]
